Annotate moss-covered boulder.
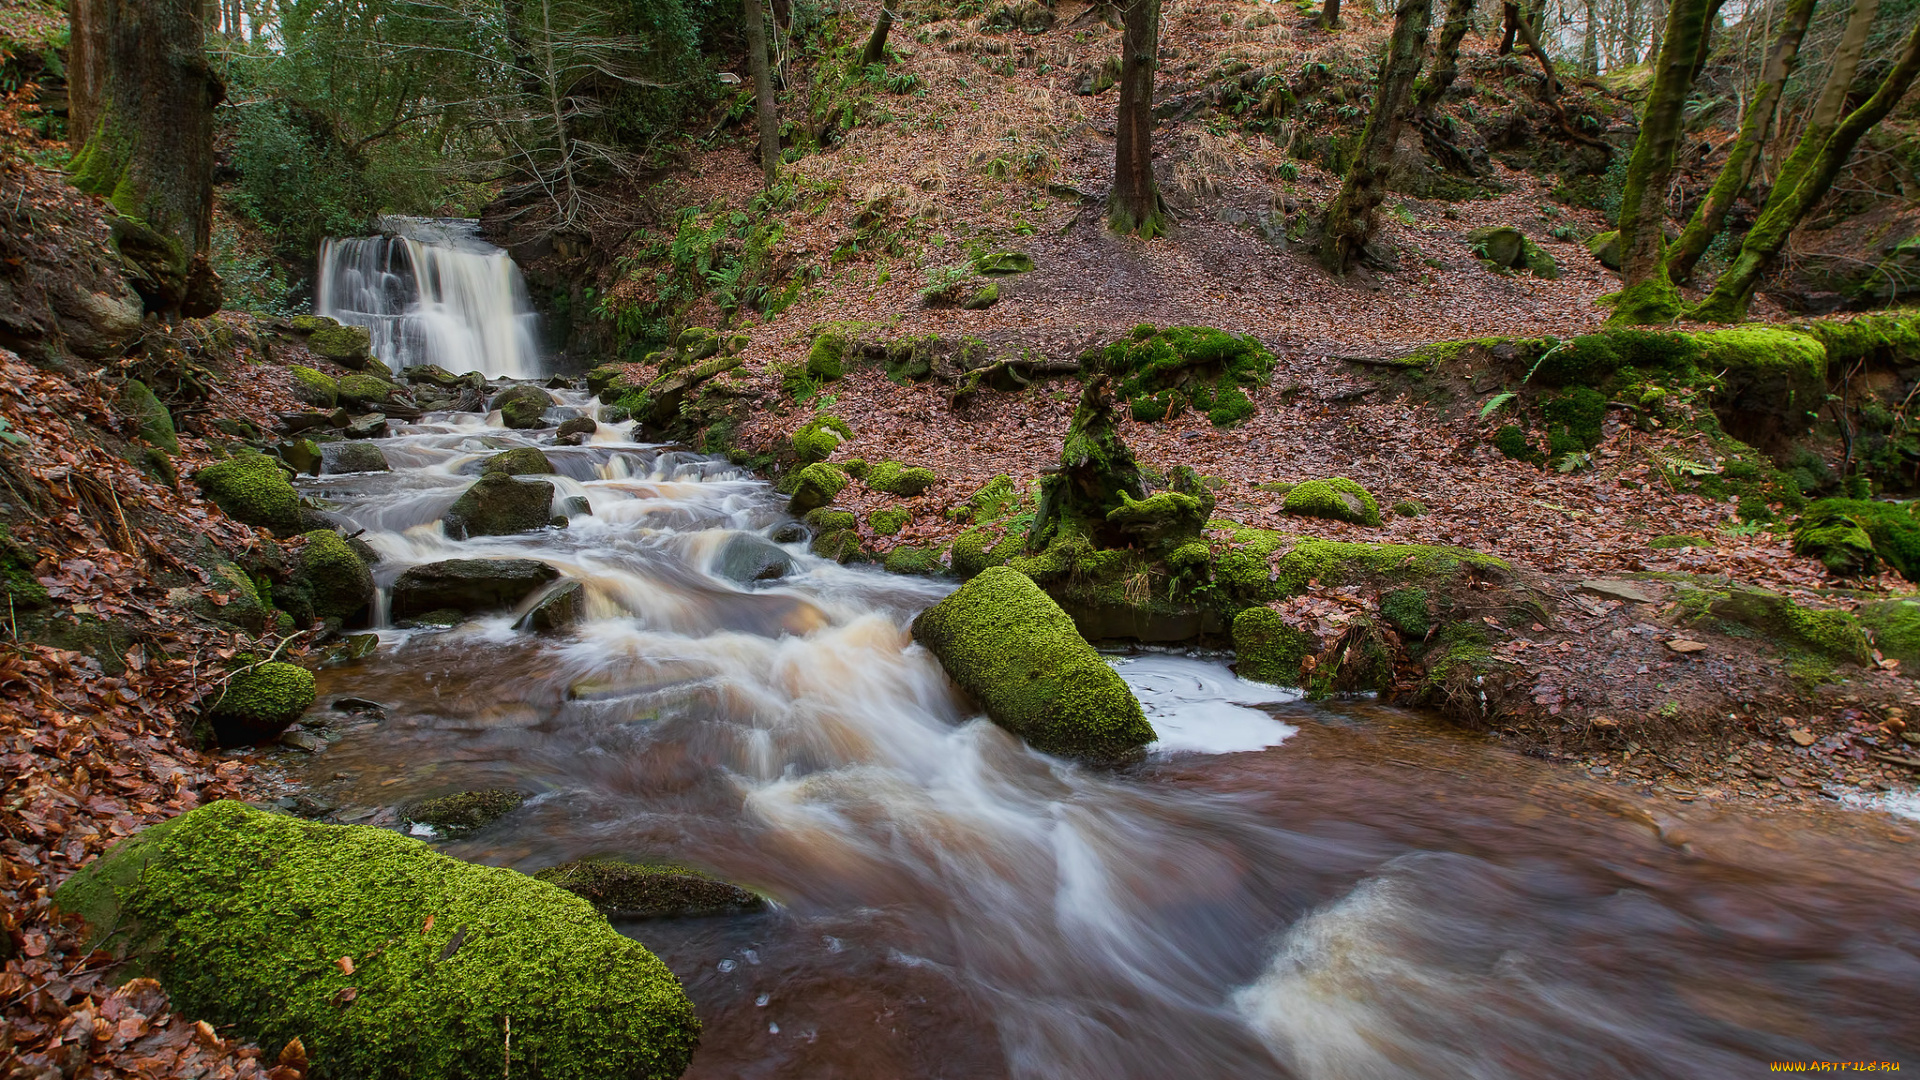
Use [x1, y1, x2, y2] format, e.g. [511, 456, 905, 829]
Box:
[787, 463, 848, 516]
[1096, 326, 1275, 427]
[1106, 489, 1210, 552]
[193, 453, 302, 535]
[482, 446, 556, 476]
[974, 251, 1034, 275]
[884, 544, 945, 575]
[289, 365, 340, 408]
[866, 461, 936, 496]
[207, 661, 316, 745]
[1793, 499, 1920, 581]
[1205, 524, 1512, 607]
[444, 474, 556, 539]
[295, 316, 374, 368]
[911, 566, 1154, 761]
[535, 859, 764, 919]
[404, 789, 526, 832]
[54, 801, 698, 1080]
[1857, 598, 1920, 669]
[327, 441, 390, 475]
[1233, 607, 1312, 686]
[336, 373, 403, 411]
[586, 364, 628, 398]
[869, 507, 909, 536]
[1584, 229, 1622, 270]
[1282, 478, 1382, 525]
[300, 529, 374, 622]
[1708, 588, 1872, 666]
[517, 580, 584, 632]
[120, 379, 179, 454]
[391, 558, 560, 618]
[491, 385, 556, 429]
[791, 414, 852, 464]
[1468, 226, 1558, 278]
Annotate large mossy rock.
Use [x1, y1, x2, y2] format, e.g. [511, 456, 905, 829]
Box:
[866, 460, 936, 496]
[290, 365, 341, 408]
[299, 529, 374, 621]
[207, 661, 316, 745]
[1792, 499, 1920, 582]
[787, 463, 848, 516]
[1233, 607, 1313, 686]
[535, 859, 765, 919]
[1707, 588, 1873, 666]
[491, 385, 556, 429]
[1282, 477, 1382, 525]
[482, 446, 556, 476]
[193, 453, 303, 535]
[336, 373, 404, 410]
[1467, 226, 1558, 278]
[53, 801, 699, 1080]
[911, 566, 1154, 762]
[120, 379, 179, 454]
[443, 474, 556, 539]
[392, 558, 560, 618]
[326, 441, 391, 475]
[292, 315, 375, 369]
[791, 414, 852, 464]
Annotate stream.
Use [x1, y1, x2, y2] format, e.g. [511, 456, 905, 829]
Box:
[291, 388, 1920, 1079]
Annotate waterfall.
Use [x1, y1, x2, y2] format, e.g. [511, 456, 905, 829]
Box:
[316, 216, 543, 380]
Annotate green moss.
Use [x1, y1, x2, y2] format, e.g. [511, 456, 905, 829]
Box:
[1391, 500, 1427, 517]
[1792, 499, 1920, 581]
[1208, 525, 1510, 606]
[404, 789, 527, 831]
[950, 525, 1027, 578]
[807, 332, 849, 381]
[1542, 386, 1607, 455]
[973, 251, 1034, 274]
[533, 859, 763, 918]
[1493, 424, 1539, 462]
[54, 801, 698, 1080]
[306, 321, 373, 364]
[336, 373, 396, 407]
[804, 508, 857, 532]
[288, 365, 339, 408]
[792, 414, 852, 463]
[1707, 589, 1872, 666]
[586, 364, 629, 398]
[1, 526, 51, 611]
[482, 446, 556, 476]
[1856, 598, 1920, 669]
[1649, 534, 1712, 549]
[869, 507, 909, 535]
[1105, 490, 1208, 551]
[1689, 327, 1827, 422]
[810, 528, 864, 562]
[962, 283, 1000, 309]
[1233, 607, 1311, 686]
[120, 379, 179, 454]
[208, 661, 315, 743]
[299, 529, 373, 621]
[910, 567, 1154, 761]
[1802, 313, 1920, 367]
[1281, 478, 1381, 525]
[955, 474, 1020, 521]
[884, 544, 946, 575]
[1093, 326, 1276, 424]
[788, 462, 849, 515]
[193, 453, 302, 535]
[1602, 276, 1685, 326]
[866, 461, 936, 495]
[1208, 384, 1256, 427]
[1380, 587, 1431, 638]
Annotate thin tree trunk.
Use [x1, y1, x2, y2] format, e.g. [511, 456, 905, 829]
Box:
[1666, 0, 1816, 284]
[1604, 0, 1713, 323]
[66, 0, 223, 317]
[1505, 1, 1560, 100]
[1109, 0, 1166, 237]
[861, 4, 895, 67]
[1417, 0, 1478, 111]
[1318, 0, 1434, 273]
[1692, 16, 1920, 321]
[1762, 0, 1878, 203]
[1582, 0, 1599, 73]
[744, 0, 780, 185]
[1323, 0, 1343, 29]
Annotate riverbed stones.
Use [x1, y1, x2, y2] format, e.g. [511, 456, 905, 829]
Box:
[391, 558, 559, 618]
[714, 533, 795, 583]
[481, 446, 554, 476]
[535, 859, 764, 919]
[911, 566, 1154, 762]
[206, 661, 316, 746]
[516, 581, 584, 632]
[52, 801, 699, 1080]
[555, 417, 597, 444]
[291, 315, 374, 368]
[344, 412, 389, 439]
[403, 788, 526, 832]
[443, 474, 555, 539]
[326, 440, 390, 474]
[787, 463, 848, 516]
[491, 384, 555, 429]
[299, 529, 374, 621]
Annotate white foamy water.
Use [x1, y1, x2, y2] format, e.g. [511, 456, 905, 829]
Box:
[1113, 653, 1299, 755]
[316, 216, 542, 379]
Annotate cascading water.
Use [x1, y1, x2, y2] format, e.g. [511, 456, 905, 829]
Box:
[287, 389, 1920, 1079]
[315, 216, 542, 379]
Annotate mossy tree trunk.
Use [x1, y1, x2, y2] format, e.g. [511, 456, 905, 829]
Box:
[1028, 376, 1145, 551]
[1605, 0, 1715, 325]
[744, 0, 781, 186]
[1318, 0, 1432, 275]
[1109, 0, 1167, 238]
[1416, 0, 1477, 112]
[66, 0, 223, 318]
[861, 4, 895, 67]
[1498, 2, 1559, 100]
[1692, 16, 1920, 322]
[1322, 0, 1342, 29]
[1666, 0, 1818, 285]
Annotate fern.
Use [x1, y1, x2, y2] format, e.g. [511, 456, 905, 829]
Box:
[1479, 391, 1518, 421]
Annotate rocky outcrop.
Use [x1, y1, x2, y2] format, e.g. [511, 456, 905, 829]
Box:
[391, 558, 560, 618]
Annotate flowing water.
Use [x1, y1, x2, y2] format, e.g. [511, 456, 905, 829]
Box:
[315, 217, 543, 380]
[295, 388, 1920, 1079]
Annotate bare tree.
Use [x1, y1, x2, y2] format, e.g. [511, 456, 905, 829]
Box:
[862, 4, 896, 67]
[745, 0, 780, 184]
[1109, 0, 1167, 238]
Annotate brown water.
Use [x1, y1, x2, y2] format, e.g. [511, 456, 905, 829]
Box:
[297, 392, 1920, 1080]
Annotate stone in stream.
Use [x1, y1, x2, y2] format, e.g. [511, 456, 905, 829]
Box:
[297, 529, 375, 621]
[535, 859, 764, 919]
[402, 788, 526, 832]
[714, 532, 794, 583]
[205, 661, 316, 747]
[480, 446, 554, 476]
[326, 440, 390, 474]
[390, 558, 559, 618]
[275, 438, 322, 476]
[343, 412, 389, 440]
[490, 384, 555, 429]
[53, 801, 698, 1080]
[517, 580, 584, 632]
[554, 416, 597, 445]
[911, 566, 1155, 763]
[442, 474, 555, 539]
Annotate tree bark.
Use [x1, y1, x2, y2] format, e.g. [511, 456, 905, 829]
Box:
[1108, 0, 1167, 238]
[1666, 0, 1817, 284]
[1323, 0, 1342, 29]
[1501, 1, 1559, 100]
[861, 4, 895, 67]
[744, 0, 780, 185]
[1692, 15, 1920, 321]
[66, 0, 223, 317]
[1318, 0, 1433, 274]
[1757, 0, 1878, 209]
[1604, 0, 1714, 323]
[1416, 0, 1477, 111]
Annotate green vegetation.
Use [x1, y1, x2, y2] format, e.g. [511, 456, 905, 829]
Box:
[866, 460, 936, 495]
[207, 661, 315, 744]
[193, 453, 302, 535]
[869, 507, 909, 535]
[534, 859, 764, 918]
[404, 789, 527, 831]
[788, 462, 849, 515]
[298, 528, 374, 621]
[288, 365, 339, 408]
[54, 801, 699, 1080]
[792, 414, 852, 463]
[482, 446, 557, 476]
[1233, 607, 1312, 685]
[1281, 478, 1382, 525]
[1205, 523, 1510, 607]
[1092, 326, 1276, 427]
[1793, 499, 1920, 581]
[120, 379, 178, 454]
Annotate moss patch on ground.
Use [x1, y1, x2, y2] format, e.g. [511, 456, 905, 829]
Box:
[1094, 325, 1277, 428]
[1281, 478, 1381, 526]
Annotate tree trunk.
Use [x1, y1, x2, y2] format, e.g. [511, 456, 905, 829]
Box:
[744, 0, 780, 185]
[66, 0, 223, 318]
[1581, 0, 1599, 74]
[861, 4, 895, 67]
[1318, 0, 1433, 274]
[1502, 1, 1559, 100]
[1692, 16, 1920, 321]
[1758, 0, 1878, 206]
[1108, 0, 1167, 238]
[1323, 0, 1342, 29]
[1666, 0, 1817, 284]
[1604, 0, 1714, 324]
[1417, 0, 1477, 111]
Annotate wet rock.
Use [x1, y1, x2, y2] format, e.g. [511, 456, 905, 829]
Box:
[291, 315, 374, 369]
[491, 384, 555, 429]
[556, 417, 598, 442]
[586, 364, 626, 398]
[289, 365, 339, 408]
[402, 363, 465, 387]
[206, 661, 316, 746]
[331, 696, 388, 715]
[770, 522, 808, 545]
[545, 375, 576, 389]
[343, 413, 389, 440]
[402, 788, 526, 832]
[326, 441, 390, 474]
[1578, 579, 1658, 605]
[516, 581, 584, 632]
[275, 411, 337, 435]
[534, 859, 765, 919]
[298, 529, 375, 622]
[481, 446, 554, 476]
[278, 729, 329, 753]
[556, 495, 592, 518]
[715, 533, 795, 583]
[787, 463, 848, 515]
[276, 438, 323, 476]
[391, 558, 559, 618]
[442, 474, 555, 539]
[193, 453, 302, 535]
[337, 372, 404, 409]
[398, 608, 465, 628]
